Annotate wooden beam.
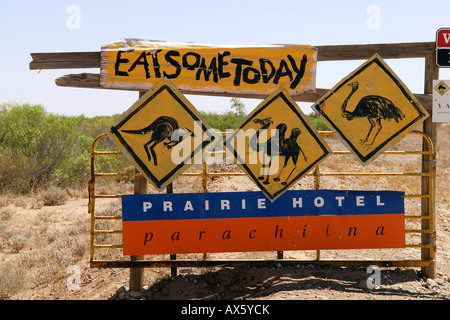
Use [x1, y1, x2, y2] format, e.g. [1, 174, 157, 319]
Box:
[315, 41, 435, 61]
[30, 52, 100, 70]
[30, 41, 436, 70]
[54, 73, 433, 111]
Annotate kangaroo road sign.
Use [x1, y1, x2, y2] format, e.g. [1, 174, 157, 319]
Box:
[100, 39, 317, 97]
[224, 87, 331, 201]
[109, 78, 216, 190]
[312, 54, 429, 165]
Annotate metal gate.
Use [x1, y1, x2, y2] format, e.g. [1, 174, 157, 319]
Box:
[29, 40, 439, 279]
[88, 129, 435, 272]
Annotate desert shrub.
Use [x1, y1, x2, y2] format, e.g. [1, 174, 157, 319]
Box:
[41, 187, 69, 206]
[312, 118, 330, 131]
[0, 207, 14, 221]
[307, 112, 330, 131]
[6, 233, 27, 253]
[0, 261, 27, 299]
[200, 110, 246, 132]
[0, 103, 126, 194]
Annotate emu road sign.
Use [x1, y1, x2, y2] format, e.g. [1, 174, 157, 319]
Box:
[224, 87, 331, 201]
[100, 39, 317, 97]
[312, 54, 428, 165]
[109, 79, 216, 190]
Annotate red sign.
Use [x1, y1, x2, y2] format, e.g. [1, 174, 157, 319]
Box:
[437, 28, 450, 67]
[437, 28, 450, 48]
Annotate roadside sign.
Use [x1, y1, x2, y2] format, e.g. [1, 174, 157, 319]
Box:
[312, 54, 428, 165]
[109, 78, 216, 190]
[224, 87, 331, 201]
[436, 28, 450, 67]
[121, 190, 405, 255]
[433, 80, 450, 122]
[100, 39, 317, 97]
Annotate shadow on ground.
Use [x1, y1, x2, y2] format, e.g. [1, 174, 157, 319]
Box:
[109, 265, 448, 300]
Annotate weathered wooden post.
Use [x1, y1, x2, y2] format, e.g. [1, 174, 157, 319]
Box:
[421, 55, 439, 279]
[129, 92, 148, 291]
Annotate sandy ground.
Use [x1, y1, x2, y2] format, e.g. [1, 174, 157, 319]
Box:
[1, 124, 450, 302]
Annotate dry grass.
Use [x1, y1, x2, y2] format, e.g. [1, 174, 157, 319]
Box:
[0, 190, 90, 299]
[0, 125, 449, 300]
[41, 187, 69, 206]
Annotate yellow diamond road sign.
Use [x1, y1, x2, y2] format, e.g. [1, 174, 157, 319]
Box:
[312, 54, 429, 165]
[109, 78, 216, 190]
[225, 87, 331, 201]
[434, 80, 449, 96]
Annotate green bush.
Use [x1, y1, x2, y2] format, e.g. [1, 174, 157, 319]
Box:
[200, 110, 245, 131]
[0, 101, 331, 195]
[0, 103, 125, 193]
[312, 118, 330, 131]
[307, 112, 330, 131]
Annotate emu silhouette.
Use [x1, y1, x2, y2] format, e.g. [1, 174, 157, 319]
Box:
[121, 116, 194, 166]
[342, 81, 405, 145]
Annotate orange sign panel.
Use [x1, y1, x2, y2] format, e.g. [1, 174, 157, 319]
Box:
[121, 190, 405, 256]
[100, 39, 317, 97]
[312, 54, 428, 165]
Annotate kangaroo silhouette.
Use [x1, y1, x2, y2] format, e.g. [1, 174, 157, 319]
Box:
[121, 116, 194, 166]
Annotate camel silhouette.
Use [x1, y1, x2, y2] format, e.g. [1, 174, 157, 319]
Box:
[258, 123, 286, 184]
[273, 128, 307, 185]
[249, 117, 273, 151]
[341, 81, 405, 146]
[258, 123, 307, 185]
[121, 116, 194, 166]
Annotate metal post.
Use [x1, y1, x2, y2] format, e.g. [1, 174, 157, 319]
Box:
[167, 182, 177, 277]
[421, 55, 438, 279]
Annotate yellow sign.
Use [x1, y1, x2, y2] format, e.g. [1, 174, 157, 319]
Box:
[109, 79, 216, 190]
[434, 80, 449, 96]
[224, 87, 331, 201]
[100, 39, 317, 97]
[312, 54, 429, 165]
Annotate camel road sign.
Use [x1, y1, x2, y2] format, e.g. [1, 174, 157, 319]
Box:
[100, 39, 317, 97]
[224, 87, 331, 202]
[109, 78, 216, 190]
[312, 54, 429, 165]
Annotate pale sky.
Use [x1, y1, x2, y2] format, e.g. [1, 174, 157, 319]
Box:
[1, 0, 449, 117]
